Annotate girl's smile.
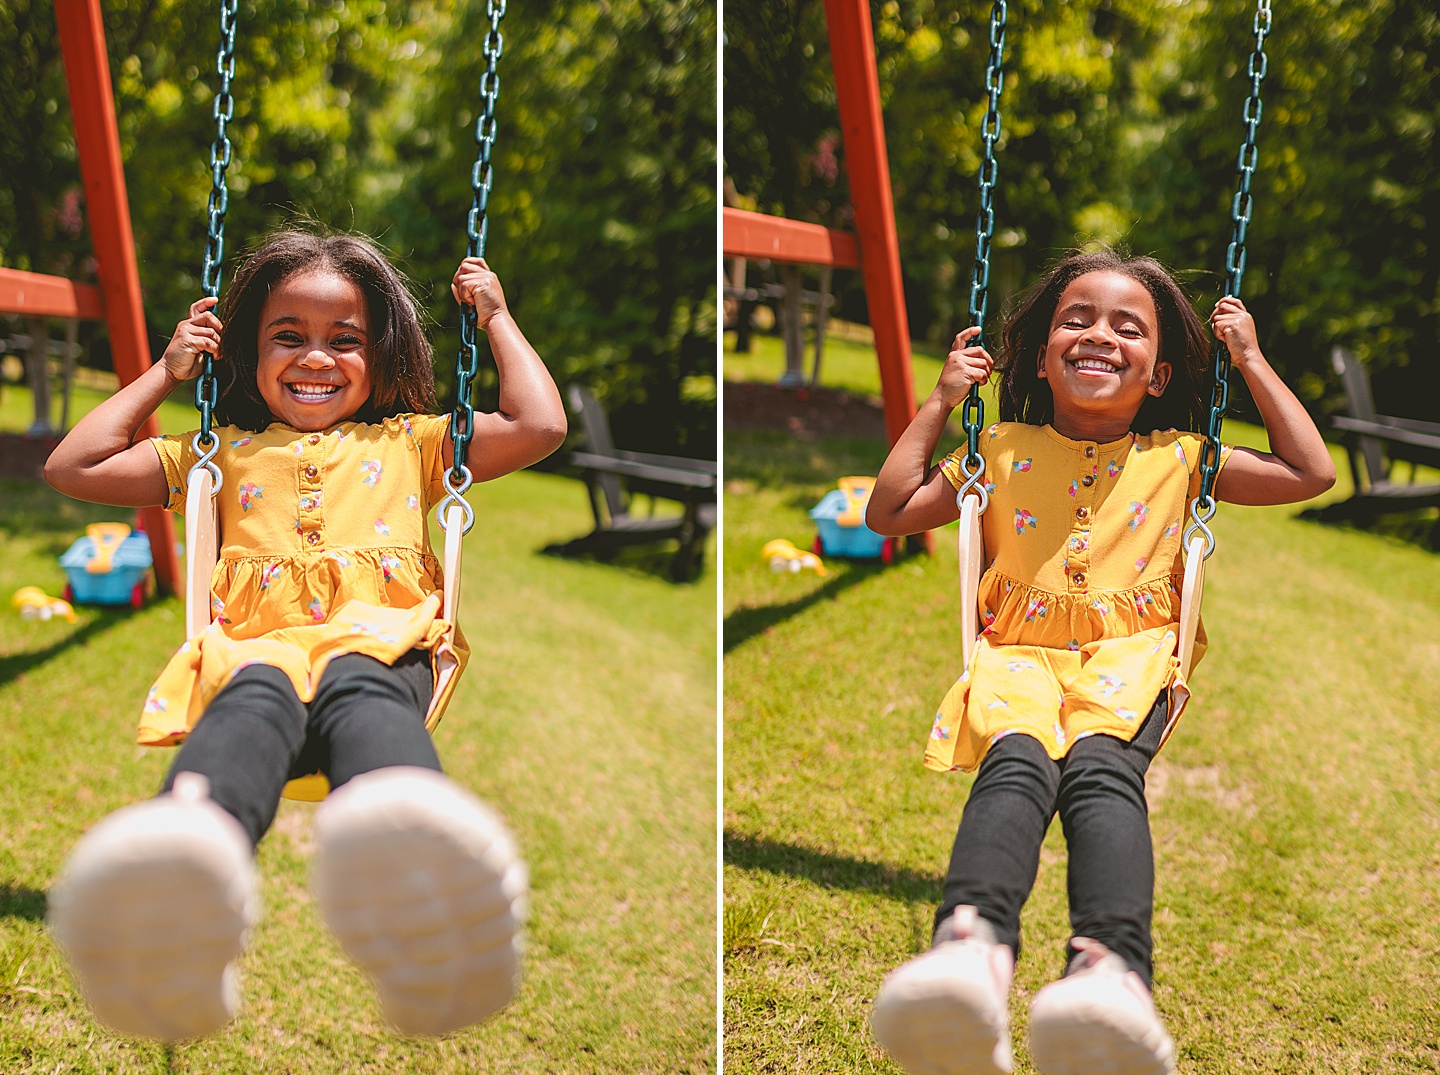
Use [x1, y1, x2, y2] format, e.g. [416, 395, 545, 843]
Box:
[1038, 271, 1171, 441]
[256, 270, 374, 431]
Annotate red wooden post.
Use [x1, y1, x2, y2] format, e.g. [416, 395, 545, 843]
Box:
[54, 0, 179, 595]
[823, 0, 916, 448]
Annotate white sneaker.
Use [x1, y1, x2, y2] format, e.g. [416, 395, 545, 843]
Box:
[312, 767, 527, 1037]
[870, 906, 1015, 1075]
[47, 772, 258, 1040]
[1027, 937, 1175, 1075]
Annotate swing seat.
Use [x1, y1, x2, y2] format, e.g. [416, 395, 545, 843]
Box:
[184, 480, 466, 803]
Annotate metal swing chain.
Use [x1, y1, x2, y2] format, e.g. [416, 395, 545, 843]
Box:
[190, 0, 240, 491]
[440, 0, 507, 536]
[956, 0, 1007, 513]
[1185, 0, 1271, 558]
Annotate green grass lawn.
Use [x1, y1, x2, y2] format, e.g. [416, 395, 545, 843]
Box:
[722, 342, 1440, 1072]
[0, 458, 716, 1072]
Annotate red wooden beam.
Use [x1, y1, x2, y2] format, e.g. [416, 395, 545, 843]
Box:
[0, 268, 105, 319]
[722, 207, 862, 269]
[823, 0, 917, 449]
[54, 0, 179, 595]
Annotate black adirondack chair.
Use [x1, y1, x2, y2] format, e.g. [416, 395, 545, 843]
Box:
[547, 384, 717, 580]
[1304, 346, 1440, 539]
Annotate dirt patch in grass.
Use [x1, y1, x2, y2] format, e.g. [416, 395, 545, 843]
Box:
[723, 381, 888, 440]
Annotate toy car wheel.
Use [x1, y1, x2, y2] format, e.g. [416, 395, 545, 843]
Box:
[130, 582, 145, 609]
[881, 537, 896, 565]
[812, 535, 824, 556]
[62, 583, 73, 602]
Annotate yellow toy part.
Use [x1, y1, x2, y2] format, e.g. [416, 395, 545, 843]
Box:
[11, 586, 78, 624]
[83, 522, 134, 575]
[762, 538, 828, 577]
[835, 476, 876, 527]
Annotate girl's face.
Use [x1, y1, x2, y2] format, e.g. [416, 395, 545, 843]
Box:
[1037, 270, 1171, 434]
[256, 269, 373, 431]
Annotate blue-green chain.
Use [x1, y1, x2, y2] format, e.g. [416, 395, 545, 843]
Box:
[191, 0, 239, 483]
[441, 0, 507, 535]
[956, 0, 1007, 509]
[1186, 0, 1272, 557]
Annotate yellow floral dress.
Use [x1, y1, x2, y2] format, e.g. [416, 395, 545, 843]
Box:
[139, 414, 469, 752]
[927, 423, 1230, 774]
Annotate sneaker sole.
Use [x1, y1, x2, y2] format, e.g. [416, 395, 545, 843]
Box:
[1029, 984, 1174, 1075]
[312, 768, 527, 1037]
[871, 947, 1010, 1075]
[47, 783, 256, 1041]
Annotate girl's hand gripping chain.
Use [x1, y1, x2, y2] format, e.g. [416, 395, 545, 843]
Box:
[867, 327, 993, 536]
[451, 257, 510, 331]
[444, 257, 567, 482]
[937, 327, 996, 407]
[1206, 296, 1336, 505]
[161, 297, 224, 382]
[1209, 296, 1261, 368]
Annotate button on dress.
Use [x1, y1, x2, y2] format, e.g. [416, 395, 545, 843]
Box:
[927, 423, 1230, 773]
[139, 413, 469, 749]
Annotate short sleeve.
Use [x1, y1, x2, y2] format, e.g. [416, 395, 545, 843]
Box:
[402, 413, 453, 510]
[938, 423, 1007, 491]
[151, 432, 201, 513]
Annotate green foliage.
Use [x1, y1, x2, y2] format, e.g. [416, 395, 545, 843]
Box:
[723, 1, 1438, 416]
[0, 0, 716, 455]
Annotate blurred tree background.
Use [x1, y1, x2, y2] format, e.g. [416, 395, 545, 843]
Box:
[724, 0, 1438, 423]
[0, 0, 716, 456]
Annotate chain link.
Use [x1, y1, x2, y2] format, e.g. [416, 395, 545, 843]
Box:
[194, 0, 239, 450]
[958, 1, 1006, 486]
[1189, 0, 1271, 548]
[443, 0, 507, 529]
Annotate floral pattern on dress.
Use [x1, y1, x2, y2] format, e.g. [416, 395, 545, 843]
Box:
[1106, 460, 1124, 477]
[406, 495, 419, 510]
[374, 517, 391, 537]
[380, 553, 402, 583]
[1097, 674, 1126, 698]
[1126, 501, 1149, 530]
[259, 563, 282, 590]
[300, 491, 323, 512]
[308, 598, 326, 622]
[1014, 509, 1039, 534]
[230, 437, 253, 448]
[1013, 458, 1033, 472]
[360, 460, 383, 488]
[238, 483, 264, 511]
[143, 687, 168, 714]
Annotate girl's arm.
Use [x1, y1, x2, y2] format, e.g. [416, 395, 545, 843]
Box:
[866, 327, 993, 536]
[44, 297, 222, 507]
[448, 258, 567, 482]
[1208, 297, 1336, 506]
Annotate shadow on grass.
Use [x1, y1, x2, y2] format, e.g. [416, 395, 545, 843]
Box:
[537, 538, 714, 585]
[723, 562, 884, 653]
[724, 830, 941, 904]
[0, 609, 141, 691]
[1295, 505, 1440, 555]
[0, 882, 48, 924]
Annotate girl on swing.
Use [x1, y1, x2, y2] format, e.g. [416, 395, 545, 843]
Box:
[865, 248, 1333, 1075]
[44, 228, 566, 1041]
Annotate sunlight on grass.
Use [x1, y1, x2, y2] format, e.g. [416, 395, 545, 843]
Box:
[723, 418, 1440, 1074]
[0, 471, 715, 1074]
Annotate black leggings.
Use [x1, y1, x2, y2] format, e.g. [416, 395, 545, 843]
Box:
[934, 693, 1167, 988]
[159, 651, 441, 849]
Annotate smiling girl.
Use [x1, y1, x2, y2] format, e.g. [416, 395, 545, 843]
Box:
[862, 249, 1333, 1075]
[43, 230, 565, 1042]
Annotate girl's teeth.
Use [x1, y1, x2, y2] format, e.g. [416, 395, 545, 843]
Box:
[289, 383, 340, 400]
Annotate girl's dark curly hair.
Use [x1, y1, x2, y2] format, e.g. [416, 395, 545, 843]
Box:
[212, 229, 436, 430]
[994, 247, 1210, 434]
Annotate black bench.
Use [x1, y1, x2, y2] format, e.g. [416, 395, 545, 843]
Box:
[546, 384, 717, 581]
[1303, 346, 1440, 541]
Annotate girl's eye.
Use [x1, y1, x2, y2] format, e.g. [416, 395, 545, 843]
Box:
[333, 335, 362, 348]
